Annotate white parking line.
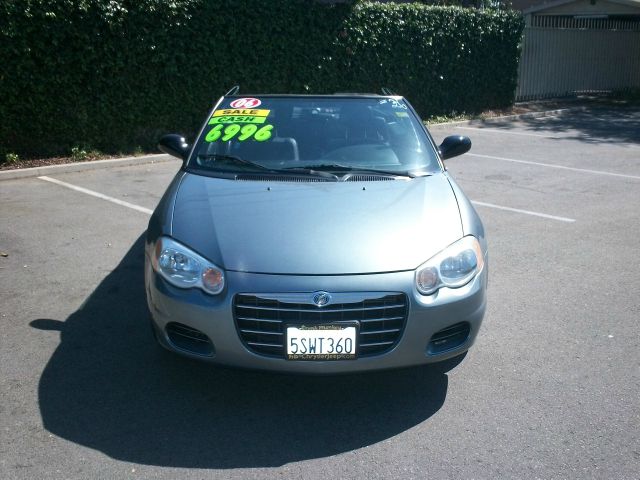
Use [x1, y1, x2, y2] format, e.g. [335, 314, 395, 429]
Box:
[39, 175, 573, 224]
[38, 176, 153, 215]
[467, 153, 640, 180]
[457, 126, 560, 138]
[471, 200, 576, 223]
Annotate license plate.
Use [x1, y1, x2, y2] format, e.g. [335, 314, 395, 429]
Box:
[286, 323, 358, 360]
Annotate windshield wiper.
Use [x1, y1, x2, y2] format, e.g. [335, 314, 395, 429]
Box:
[285, 163, 418, 178]
[196, 154, 274, 172]
[278, 167, 339, 181]
[196, 154, 338, 180]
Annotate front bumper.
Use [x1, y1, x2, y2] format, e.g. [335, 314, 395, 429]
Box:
[145, 257, 487, 374]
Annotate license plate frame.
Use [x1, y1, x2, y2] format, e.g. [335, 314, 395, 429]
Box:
[285, 322, 359, 360]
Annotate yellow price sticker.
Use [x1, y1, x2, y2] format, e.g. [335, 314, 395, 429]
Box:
[212, 109, 270, 118]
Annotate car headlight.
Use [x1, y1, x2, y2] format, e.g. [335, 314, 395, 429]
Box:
[415, 236, 484, 295]
[151, 236, 225, 295]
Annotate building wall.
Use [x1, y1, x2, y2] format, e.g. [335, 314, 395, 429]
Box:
[536, 0, 640, 15]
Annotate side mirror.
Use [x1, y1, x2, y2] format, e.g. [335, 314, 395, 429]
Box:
[158, 134, 190, 161]
[438, 135, 471, 160]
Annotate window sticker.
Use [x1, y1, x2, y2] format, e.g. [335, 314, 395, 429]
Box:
[209, 108, 270, 125]
[230, 98, 261, 108]
[205, 124, 273, 143]
[395, 111, 409, 118]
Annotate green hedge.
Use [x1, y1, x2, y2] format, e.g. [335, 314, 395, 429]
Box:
[0, 1, 523, 158]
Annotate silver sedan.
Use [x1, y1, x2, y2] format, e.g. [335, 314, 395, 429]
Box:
[146, 92, 487, 373]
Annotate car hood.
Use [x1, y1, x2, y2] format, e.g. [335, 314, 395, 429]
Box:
[171, 172, 463, 275]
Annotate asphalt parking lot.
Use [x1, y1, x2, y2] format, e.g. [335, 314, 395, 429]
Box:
[1, 106, 639, 479]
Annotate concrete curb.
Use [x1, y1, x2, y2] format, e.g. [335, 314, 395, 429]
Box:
[426, 106, 588, 128]
[0, 153, 176, 181]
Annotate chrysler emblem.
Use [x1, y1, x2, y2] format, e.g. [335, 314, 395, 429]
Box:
[312, 291, 332, 307]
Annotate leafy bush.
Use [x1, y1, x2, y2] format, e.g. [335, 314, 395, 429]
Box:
[70, 145, 101, 162]
[0, 0, 523, 158]
[4, 152, 19, 164]
[70, 146, 88, 162]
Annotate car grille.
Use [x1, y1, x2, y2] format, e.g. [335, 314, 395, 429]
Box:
[344, 174, 395, 182]
[234, 293, 408, 358]
[236, 174, 331, 182]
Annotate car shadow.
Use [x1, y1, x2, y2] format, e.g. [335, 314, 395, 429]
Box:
[31, 235, 458, 469]
[482, 106, 640, 146]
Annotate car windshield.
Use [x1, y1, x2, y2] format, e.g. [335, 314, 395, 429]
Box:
[188, 96, 440, 176]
